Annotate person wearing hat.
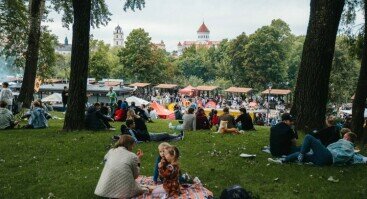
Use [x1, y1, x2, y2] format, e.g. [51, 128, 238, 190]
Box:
[269, 113, 299, 157]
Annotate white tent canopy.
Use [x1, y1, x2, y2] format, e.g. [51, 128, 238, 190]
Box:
[126, 96, 149, 107]
[41, 93, 62, 103]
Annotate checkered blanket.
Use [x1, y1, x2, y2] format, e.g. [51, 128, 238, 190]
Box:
[133, 176, 213, 199]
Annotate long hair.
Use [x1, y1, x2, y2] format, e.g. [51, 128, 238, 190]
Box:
[127, 109, 140, 120]
[165, 146, 180, 164]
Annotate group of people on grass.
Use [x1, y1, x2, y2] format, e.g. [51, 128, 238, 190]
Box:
[95, 136, 183, 198]
[268, 113, 367, 166]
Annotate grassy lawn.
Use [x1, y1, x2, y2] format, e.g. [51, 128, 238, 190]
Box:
[0, 112, 366, 198]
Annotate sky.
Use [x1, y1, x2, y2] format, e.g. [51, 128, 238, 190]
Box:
[45, 0, 312, 52]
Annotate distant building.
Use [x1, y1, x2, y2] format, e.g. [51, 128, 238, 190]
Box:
[113, 25, 124, 47]
[55, 37, 72, 55]
[153, 40, 166, 51]
[177, 22, 221, 55]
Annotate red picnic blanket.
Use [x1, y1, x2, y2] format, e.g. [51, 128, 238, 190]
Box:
[133, 176, 213, 199]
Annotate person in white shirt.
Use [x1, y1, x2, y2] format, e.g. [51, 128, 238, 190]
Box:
[0, 82, 13, 111]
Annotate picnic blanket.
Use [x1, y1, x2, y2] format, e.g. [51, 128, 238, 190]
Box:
[133, 176, 213, 199]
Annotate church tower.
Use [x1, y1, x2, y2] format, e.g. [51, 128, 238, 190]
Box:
[113, 25, 124, 47]
[197, 22, 210, 41]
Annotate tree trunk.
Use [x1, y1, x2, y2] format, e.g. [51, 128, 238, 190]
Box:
[17, 0, 45, 108]
[63, 0, 91, 131]
[290, 0, 345, 131]
[352, 0, 367, 144]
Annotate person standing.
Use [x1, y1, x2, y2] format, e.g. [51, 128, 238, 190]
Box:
[106, 87, 117, 117]
[61, 86, 68, 110]
[0, 82, 13, 111]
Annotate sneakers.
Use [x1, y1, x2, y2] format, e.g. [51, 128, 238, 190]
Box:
[297, 153, 304, 162]
[268, 158, 283, 164]
[108, 128, 116, 131]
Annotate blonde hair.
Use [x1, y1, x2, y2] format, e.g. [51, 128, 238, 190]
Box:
[158, 142, 171, 149]
[127, 109, 139, 120]
[326, 115, 336, 126]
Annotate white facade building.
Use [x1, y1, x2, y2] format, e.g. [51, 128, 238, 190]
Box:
[113, 25, 124, 47]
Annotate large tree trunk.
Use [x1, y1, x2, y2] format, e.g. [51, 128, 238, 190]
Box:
[352, 0, 367, 144]
[63, 0, 91, 131]
[17, 0, 45, 108]
[290, 0, 345, 131]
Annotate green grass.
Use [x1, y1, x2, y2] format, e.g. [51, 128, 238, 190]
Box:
[0, 113, 366, 198]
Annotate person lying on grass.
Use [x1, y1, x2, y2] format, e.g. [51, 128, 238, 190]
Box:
[95, 135, 148, 198]
[151, 145, 181, 198]
[121, 120, 183, 143]
[268, 132, 367, 166]
[269, 113, 299, 157]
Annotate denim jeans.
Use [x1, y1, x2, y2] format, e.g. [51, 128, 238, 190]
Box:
[284, 135, 333, 166]
[149, 133, 181, 142]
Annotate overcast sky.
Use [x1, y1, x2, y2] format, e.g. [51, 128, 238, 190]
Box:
[46, 0, 312, 51]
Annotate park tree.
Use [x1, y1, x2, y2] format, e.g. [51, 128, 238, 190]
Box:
[119, 28, 168, 84]
[291, 0, 345, 131]
[61, 0, 144, 131]
[285, 36, 305, 89]
[329, 37, 359, 106]
[89, 40, 112, 81]
[227, 33, 249, 85]
[244, 19, 291, 91]
[55, 53, 71, 80]
[352, 0, 367, 143]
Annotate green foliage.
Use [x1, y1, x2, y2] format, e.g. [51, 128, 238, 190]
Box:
[37, 28, 58, 80]
[89, 40, 113, 81]
[55, 53, 71, 79]
[227, 33, 249, 85]
[0, 0, 28, 67]
[244, 19, 292, 90]
[119, 28, 168, 84]
[285, 36, 305, 89]
[329, 37, 360, 105]
[177, 46, 216, 82]
[0, 117, 366, 198]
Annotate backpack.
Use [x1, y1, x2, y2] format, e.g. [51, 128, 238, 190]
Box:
[220, 185, 253, 199]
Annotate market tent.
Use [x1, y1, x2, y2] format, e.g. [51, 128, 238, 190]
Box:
[225, 87, 252, 94]
[129, 82, 151, 88]
[150, 101, 175, 119]
[41, 93, 62, 103]
[261, 89, 291, 95]
[179, 85, 196, 94]
[155, 84, 178, 89]
[126, 96, 149, 107]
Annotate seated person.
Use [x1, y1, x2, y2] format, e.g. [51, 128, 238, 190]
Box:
[174, 105, 183, 120]
[94, 135, 147, 198]
[210, 110, 219, 129]
[85, 103, 114, 131]
[218, 107, 239, 134]
[269, 113, 298, 157]
[311, 115, 341, 146]
[169, 108, 196, 131]
[23, 101, 48, 129]
[235, 108, 255, 131]
[196, 108, 210, 130]
[114, 100, 125, 121]
[127, 109, 150, 141]
[123, 120, 183, 143]
[0, 100, 18, 129]
[271, 132, 367, 166]
[149, 107, 158, 120]
[22, 99, 52, 120]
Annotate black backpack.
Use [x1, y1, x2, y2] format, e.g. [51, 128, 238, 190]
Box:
[220, 185, 253, 199]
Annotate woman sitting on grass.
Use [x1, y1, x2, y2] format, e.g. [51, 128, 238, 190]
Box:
[235, 108, 255, 131]
[95, 135, 147, 198]
[311, 115, 341, 146]
[169, 108, 196, 132]
[218, 107, 239, 134]
[196, 108, 210, 130]
[23, 101, 48, 129]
